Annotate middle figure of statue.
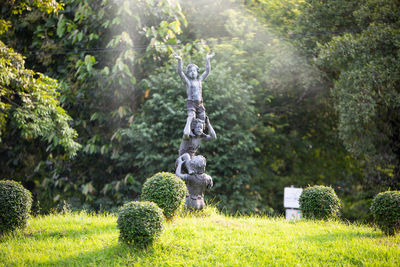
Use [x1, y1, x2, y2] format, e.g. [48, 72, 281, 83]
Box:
[174, 52, 215, 139]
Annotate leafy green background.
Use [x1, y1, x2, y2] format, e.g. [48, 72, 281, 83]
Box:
[1, 0, 399, 220]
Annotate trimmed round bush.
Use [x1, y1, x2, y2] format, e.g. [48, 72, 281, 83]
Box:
[0, 180, 32, 234]
[370, 191, 400, 236]
[117, 201, 164, 247]
[141, 172, 187, 219]
[299, 185, 341, 220]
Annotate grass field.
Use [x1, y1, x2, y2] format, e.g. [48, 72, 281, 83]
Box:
[0, 209, 399, 266]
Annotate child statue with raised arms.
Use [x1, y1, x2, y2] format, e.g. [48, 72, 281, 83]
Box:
[174, 52, 215, 139]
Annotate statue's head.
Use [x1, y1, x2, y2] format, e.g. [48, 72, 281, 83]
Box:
[186, 64, 199, 79]
[191, 118, 205, 136]
[190, 155, 206, 174]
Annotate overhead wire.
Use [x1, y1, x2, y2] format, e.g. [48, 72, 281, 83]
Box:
[18, 27, 362, 56]
[21, 43, 184, 56]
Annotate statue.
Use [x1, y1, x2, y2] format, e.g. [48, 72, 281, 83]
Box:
[178, 116, 216, 174]
[173, 52, 215, 139]
[173, 52, 216, 210]
[176, 154, 213, 210]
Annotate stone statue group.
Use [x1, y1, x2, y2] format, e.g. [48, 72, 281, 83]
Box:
[173, 52, 216, 210]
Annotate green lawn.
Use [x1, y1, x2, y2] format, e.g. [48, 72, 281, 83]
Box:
[0, 209, 399, 266]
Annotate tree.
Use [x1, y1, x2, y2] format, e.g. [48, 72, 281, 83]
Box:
[0, 0, 63, 34]
[0, 41, 79, 156]
[2, 0, 189, 211]
[318, 0, 400, 188]
[290, 0, 399, 220]
[293, 0, 361, 56]
[199, 1, 363, 214]
[0, 0, 80, 211]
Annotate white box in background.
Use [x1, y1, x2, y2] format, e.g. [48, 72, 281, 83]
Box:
[284, 186, 303, 220]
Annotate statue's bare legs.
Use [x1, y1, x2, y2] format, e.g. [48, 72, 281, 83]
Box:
[183, 111, 195, 139]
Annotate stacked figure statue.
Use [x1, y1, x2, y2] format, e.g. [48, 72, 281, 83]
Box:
[174, 53, 216, 210]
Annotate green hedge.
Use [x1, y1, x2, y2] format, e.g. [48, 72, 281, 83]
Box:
[117, 201, 164, 247]
[141, 172, 187, 219]
[370, 191, 400, 236]
[0, 180, 32, 234]
[299, 185, 341, 220]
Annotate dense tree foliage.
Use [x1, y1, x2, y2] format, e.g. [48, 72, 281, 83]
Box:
[0, 0, 79, 210]
[293, 0, 400, 219]
[318, 0, 400, 187]
[0, 0, 397, 220]
[2, 0, 188, 211]
[0, 41, 79, 155]
[184, 0, 364, 215]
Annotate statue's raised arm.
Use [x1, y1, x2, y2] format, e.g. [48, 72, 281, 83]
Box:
[200, 52, 215, 81]
[175, 154, 190, 180]
[203, 116, 217, 141]
[174, 54, 189, 84]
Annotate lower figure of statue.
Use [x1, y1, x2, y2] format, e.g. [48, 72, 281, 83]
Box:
[183, 100, 206, 139]
[175, 153, 213, 210]
[186, 196, 205, 210]
[177, 116, 217, 174]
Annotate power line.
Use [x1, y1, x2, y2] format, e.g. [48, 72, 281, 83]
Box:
[18, 27, 363, 56]
[22, 43, 184, 56]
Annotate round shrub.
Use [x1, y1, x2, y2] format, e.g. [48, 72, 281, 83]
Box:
[0, 180, 32, 234]
[299, 185, 341, 220]
[370, 191, 400, 236]
[117, 201, 164, 247]
[141, 172, 187, 219]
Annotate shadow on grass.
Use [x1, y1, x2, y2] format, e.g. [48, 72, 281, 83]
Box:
[41, 242, 170, 266]
[25, 223, 117, 241]
[0, 224, 117, 243]
[298, 231, 384, 243]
